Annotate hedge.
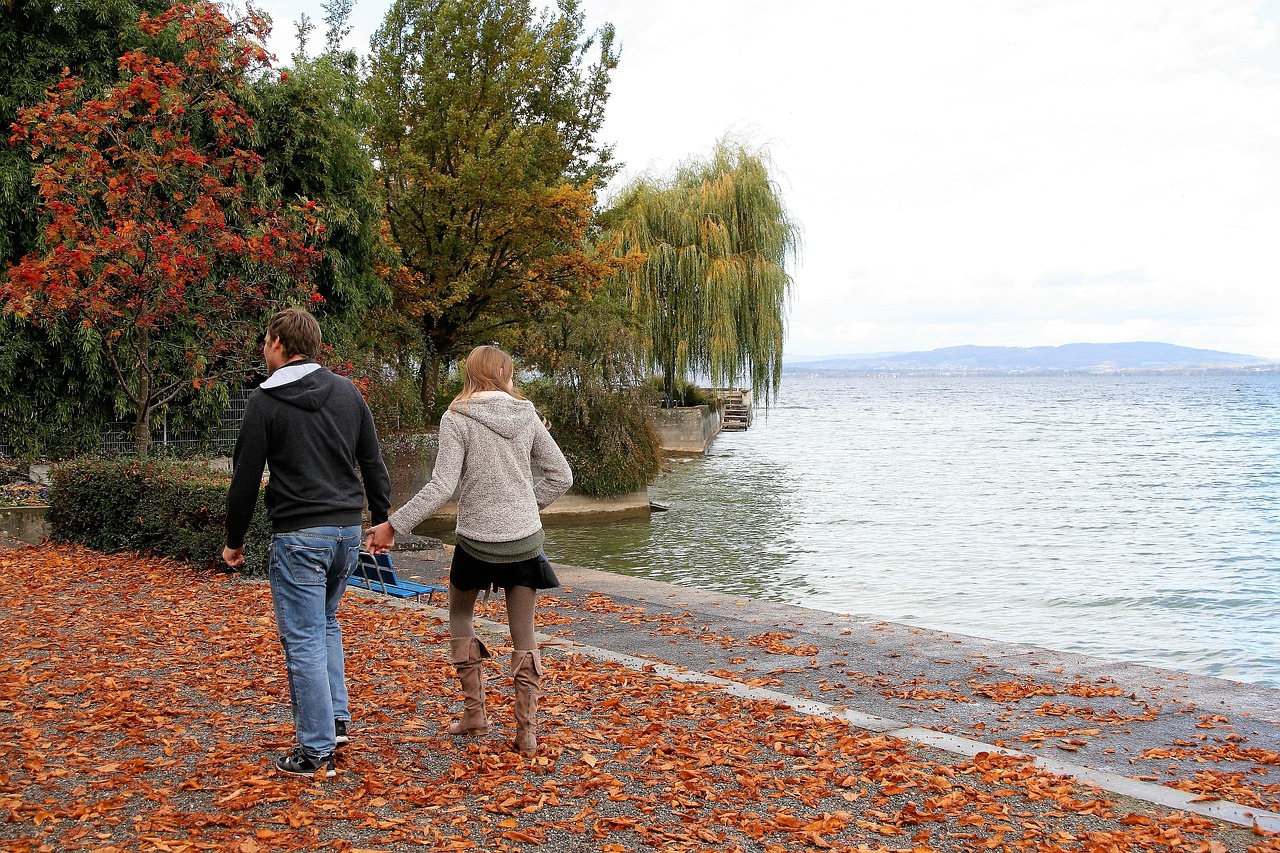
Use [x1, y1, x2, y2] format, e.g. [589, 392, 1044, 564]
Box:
[48, 458, 272, 574]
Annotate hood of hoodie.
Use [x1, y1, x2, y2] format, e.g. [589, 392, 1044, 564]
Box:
[259, 361, 334, 412]
[448, 391, 536, 439]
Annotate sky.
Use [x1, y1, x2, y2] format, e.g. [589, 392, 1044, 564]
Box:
[251, 0, 1280, 359]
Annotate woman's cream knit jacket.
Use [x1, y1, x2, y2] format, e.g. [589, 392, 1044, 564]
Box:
[387, 391, 572, 543]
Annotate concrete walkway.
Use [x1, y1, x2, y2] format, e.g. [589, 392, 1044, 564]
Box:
[390, 548, 1280, 834]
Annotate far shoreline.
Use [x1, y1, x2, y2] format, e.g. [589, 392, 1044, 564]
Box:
[783, 366, 1280, 378]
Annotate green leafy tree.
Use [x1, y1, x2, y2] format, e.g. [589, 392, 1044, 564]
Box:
[2, 2, 320, 456]
[256, 0, 409, 432]
[253, 41, 392, 347]
[519, 283, 647, 393]
[608, 139, 800, 404]
[365, 0, 623, 424]
[320, 0, 355, 54]
[0, 320, 115, 457]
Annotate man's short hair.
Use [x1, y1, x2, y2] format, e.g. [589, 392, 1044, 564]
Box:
[267, 308, 322, 360]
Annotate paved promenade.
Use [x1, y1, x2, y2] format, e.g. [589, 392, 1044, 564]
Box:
[391, 548, 1280, 834]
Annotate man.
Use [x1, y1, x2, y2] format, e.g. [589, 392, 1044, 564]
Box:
[224, 308, 391, 779]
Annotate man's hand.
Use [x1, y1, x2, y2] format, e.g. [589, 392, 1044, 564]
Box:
[364, 522, 395, 555]
[223, 546, 245, 568]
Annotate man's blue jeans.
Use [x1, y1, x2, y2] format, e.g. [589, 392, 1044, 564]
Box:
[268, 525, 360, 757]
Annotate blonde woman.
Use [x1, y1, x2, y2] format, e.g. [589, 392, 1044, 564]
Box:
[364, 346, 572, 754]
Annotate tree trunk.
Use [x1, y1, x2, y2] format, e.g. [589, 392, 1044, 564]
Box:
[135, 339, 153, 456]
[662, 366, 676, 406]
[134, 405, 152, 457]
[420, 349, 442, 427]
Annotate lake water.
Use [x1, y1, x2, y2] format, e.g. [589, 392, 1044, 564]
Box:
[540, 373, 1280, 688]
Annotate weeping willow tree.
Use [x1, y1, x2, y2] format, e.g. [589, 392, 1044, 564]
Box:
[607, 139, 799, 405]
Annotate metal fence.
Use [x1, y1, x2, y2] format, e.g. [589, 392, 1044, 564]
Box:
[0, 390, 250, 460]
[95, 388, 252, 457]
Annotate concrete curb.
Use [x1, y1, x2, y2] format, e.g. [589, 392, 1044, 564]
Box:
[0, 505, 50, 545]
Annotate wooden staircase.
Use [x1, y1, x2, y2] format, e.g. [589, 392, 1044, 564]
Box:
[716, 389, 753, 431]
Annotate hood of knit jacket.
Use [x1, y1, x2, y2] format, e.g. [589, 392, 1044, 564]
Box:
[448, 391, 537, 439]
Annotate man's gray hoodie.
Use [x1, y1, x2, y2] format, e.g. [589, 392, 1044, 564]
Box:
[388, 391, 572, 543]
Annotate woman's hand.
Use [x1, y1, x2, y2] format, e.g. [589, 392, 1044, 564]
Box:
[364, 521, 395, 555]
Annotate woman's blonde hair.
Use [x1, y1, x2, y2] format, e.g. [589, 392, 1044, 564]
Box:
[453, 345, 524, 405]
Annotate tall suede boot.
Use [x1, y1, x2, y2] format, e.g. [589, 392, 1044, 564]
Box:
[510, 649, 543, 755]
[448, 637, 491, 736]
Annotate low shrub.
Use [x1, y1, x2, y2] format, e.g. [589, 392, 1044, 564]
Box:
[642, 376, 716, 408]
[524, 381, 661, 497]
[48, 458, 272, 574]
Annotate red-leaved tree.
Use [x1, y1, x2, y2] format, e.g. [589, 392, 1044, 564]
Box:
[1, 2, 321, 455]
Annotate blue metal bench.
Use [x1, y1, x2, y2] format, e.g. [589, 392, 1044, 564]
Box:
[348, 551, 445, 603]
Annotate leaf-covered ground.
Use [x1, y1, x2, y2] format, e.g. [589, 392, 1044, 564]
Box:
[0, 544, 1276, 852]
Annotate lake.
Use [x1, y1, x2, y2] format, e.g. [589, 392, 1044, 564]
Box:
[539, 372, 1280, 688]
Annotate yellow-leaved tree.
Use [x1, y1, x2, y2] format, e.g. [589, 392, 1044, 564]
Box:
[608, 139, 801, 406]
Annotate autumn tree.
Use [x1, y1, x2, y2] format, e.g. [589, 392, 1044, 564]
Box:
[1, 2, 320, 456]
[0, 0, 172, 456]
[1, 0, 172, 267]
[608, 139, 800, 405]
[365, 0, 623, 424]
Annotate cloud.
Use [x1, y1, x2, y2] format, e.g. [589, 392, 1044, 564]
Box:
[799, 264, 1258, 325]
[785, 258, 1274, 357]
[252, 0, 1280, 358]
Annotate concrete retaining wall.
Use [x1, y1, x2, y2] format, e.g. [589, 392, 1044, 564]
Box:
[0, 506, 50, 545]
[648, 405, 721, 455]
[405, 490, 650, 534]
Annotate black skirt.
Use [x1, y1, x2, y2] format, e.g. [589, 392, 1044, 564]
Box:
[449, 542, 560, 592]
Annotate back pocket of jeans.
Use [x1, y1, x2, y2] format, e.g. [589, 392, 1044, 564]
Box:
[277, 542, 334, 586]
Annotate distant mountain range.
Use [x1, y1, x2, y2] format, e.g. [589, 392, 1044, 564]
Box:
[783, 342, 1276, 374]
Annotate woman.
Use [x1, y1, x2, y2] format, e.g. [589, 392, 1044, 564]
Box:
[364, 346, 571, 754]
